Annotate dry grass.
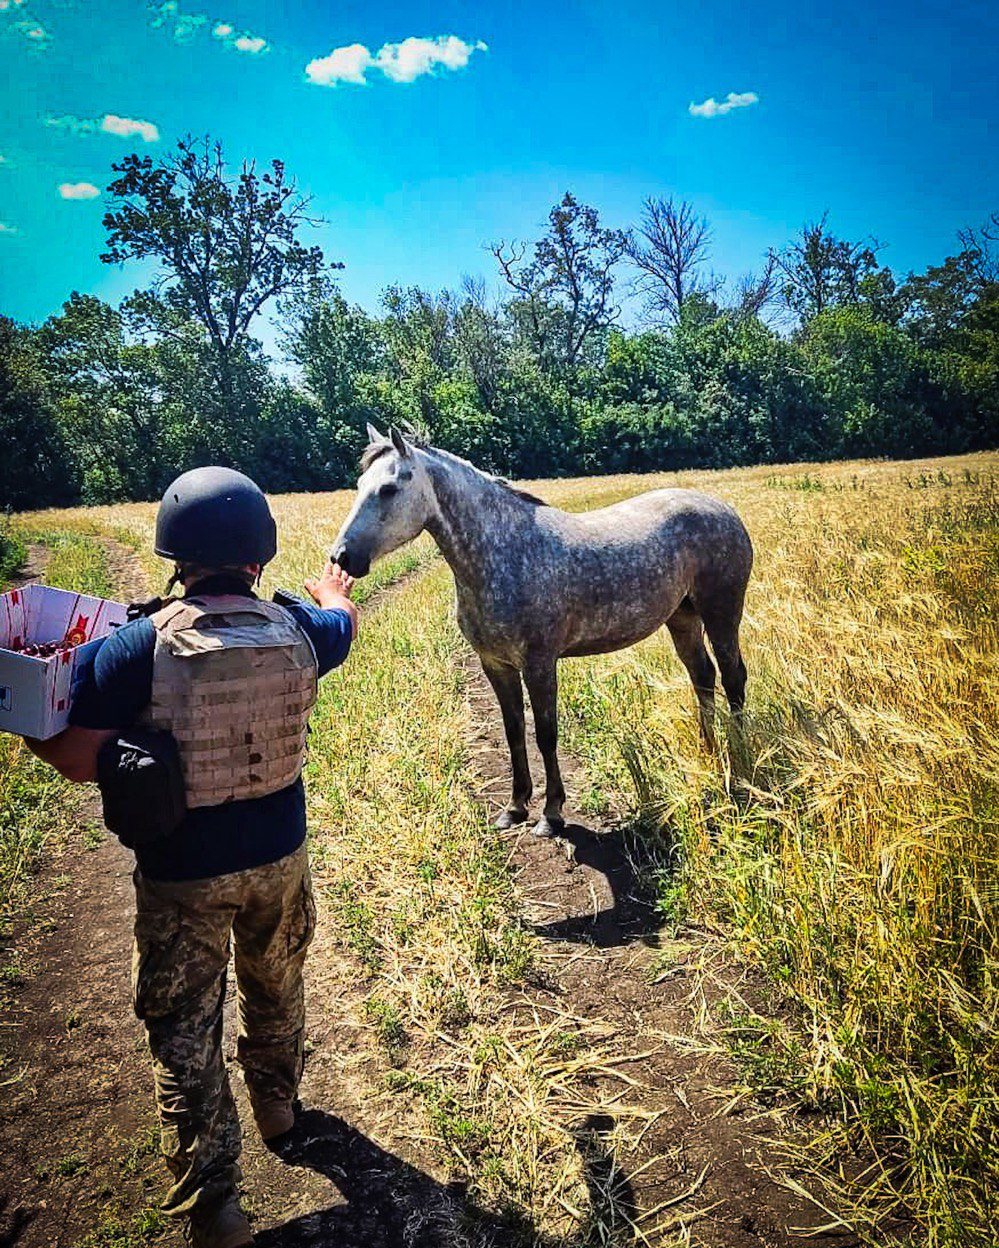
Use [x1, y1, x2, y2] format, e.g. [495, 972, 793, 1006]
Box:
[6, 450, 998, 1245]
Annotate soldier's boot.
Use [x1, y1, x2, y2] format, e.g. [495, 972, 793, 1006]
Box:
[251, 1096, 296, 1141]
[188, 1198, 253, 1248]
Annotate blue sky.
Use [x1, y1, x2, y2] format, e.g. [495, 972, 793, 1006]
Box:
[1, 0, 997, 340]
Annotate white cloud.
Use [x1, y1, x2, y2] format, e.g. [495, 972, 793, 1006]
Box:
[58, 182, 99, 200]
[233, 33, 267, 53]
[0, 0, 27, 9]
[306, 34, 486, 87]
[10, 15, 48, 43]
[45, 114, 96, 135]
[209, 15, 269, 52]
[163, 10, 267, 54]
[306, 42, 371, 85]
[374, 35, 486, 82]
[689, 91, 758, 119]
[45, 113, 160, 142]
[151, 1, 205, 42]
[0, 221, 19, 235]
[101, 114, 160, 142]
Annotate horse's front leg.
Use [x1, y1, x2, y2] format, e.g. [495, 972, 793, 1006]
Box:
[523, 657, 566, 838]
[480, 655, 532, 829]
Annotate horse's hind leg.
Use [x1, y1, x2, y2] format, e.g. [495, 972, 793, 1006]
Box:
[480, 656, 532, 828]
[666, 601, 717, 742]
[699, 595, 748, 718]
[522, 657, 566, 838]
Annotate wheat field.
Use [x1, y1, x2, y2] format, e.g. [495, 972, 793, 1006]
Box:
[4, 450, 997, 1246]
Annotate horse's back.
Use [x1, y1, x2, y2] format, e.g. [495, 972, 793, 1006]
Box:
[560, 486, 751, 566]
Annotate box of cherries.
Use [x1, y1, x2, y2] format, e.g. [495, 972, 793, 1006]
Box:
[0, 583, 128, 739]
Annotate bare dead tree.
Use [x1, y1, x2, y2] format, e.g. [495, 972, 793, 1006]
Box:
[958, 210, 999, 283]
[625, 197, 720, 324]
[731, 252, 780, 321]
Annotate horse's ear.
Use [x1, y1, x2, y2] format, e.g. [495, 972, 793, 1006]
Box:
[366, 422, 383, 445]
[390, 426, 411, 458]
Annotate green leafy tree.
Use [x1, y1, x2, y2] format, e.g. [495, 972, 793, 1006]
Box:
[281, 280, 385, 432]
[38, 294, 163, 500]
[0, 317, 77, 509]
[901, 240, 999, 360]
[899, 251, 984, 350]
[452, 277, 511, 415]
[800, 305, 965, 456]
[102, 137, 330, 420]
[773, 214, 883, 324]
[490, 193, 629, 379]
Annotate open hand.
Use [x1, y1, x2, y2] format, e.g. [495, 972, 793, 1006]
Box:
[304, 562, 355, 609]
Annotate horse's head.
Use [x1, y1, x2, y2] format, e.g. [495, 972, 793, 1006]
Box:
[331, 425, 434, 578]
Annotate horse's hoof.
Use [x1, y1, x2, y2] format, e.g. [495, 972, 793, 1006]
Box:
[495, 808, 529, 830]
[532, 817, 565, 839]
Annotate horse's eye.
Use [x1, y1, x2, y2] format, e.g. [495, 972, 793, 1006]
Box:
[379, 482, 399, 500]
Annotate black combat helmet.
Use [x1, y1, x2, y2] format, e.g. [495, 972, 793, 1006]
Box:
[155, 467, 277, 567]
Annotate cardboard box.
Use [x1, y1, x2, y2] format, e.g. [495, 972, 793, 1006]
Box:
[0, 583, 129, 739]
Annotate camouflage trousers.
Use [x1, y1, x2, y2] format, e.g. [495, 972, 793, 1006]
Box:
[132, 844, 316, 1219]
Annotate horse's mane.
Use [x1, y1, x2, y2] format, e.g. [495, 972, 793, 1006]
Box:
[359, 438, 546, 507]
[495, 481, 546, 506]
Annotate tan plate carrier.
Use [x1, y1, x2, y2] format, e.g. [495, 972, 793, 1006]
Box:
[142, 595, 318, 808]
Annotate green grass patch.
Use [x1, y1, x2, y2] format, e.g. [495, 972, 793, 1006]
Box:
[79, 1205, 166, 1247]
[35, 530, 113, 597]
[0, 742, 77, 932]
[0, 524, 26, 587]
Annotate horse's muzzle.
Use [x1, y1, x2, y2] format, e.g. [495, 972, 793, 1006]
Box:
[332, 546, 370, 579]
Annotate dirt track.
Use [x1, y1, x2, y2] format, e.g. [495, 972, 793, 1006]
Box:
[0, 552, 852, 1247]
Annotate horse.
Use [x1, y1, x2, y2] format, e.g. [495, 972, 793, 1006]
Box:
[332, 425, 754, 838]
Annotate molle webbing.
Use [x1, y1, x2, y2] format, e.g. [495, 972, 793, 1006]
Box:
[144, 595, 318, 809]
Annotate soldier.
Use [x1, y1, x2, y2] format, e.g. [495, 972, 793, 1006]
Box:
[27, 467, 358, 1248]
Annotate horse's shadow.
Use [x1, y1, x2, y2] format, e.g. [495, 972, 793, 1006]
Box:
[526, 820, 668, 949]
[254, 1109, 635, 1247]
[0, 1193, 38, 1248]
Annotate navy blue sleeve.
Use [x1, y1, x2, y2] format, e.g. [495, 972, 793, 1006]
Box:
[286, 604, 353, 678]
[68, 617, 156, 729]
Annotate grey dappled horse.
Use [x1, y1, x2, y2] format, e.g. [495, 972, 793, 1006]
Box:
[332, 426, 753, 838]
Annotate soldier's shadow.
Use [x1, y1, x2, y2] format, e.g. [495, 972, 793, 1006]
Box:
[254, 1108, 635, 1247]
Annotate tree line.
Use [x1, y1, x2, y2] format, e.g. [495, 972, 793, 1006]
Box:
[2, 137, 997, 509]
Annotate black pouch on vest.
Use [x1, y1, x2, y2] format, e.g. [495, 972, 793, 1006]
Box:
[96, 728, 187, 849]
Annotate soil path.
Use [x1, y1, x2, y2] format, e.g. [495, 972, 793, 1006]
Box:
[461, 658, 854, 1248]
[8, 545, 51, 590]
[1, 549, 852, 1248]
